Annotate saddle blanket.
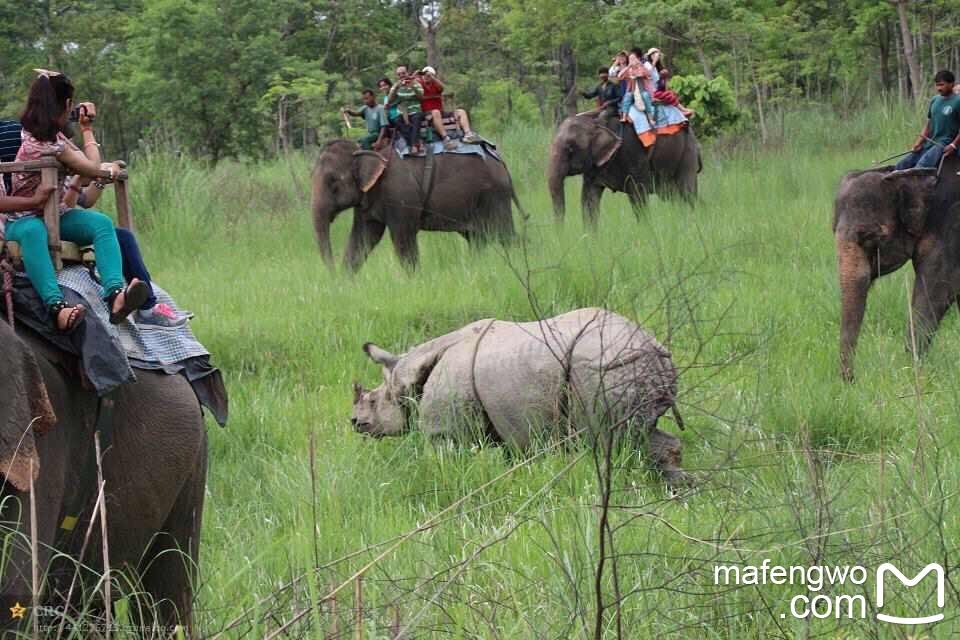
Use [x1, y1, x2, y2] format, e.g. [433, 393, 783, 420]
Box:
[3, 265, 227, 424]
[394, 137, 503, 163]
[629, 104, 688, 136]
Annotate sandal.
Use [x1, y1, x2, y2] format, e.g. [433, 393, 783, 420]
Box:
[50, 301, 86, 333]
[106, 278, 150, 325]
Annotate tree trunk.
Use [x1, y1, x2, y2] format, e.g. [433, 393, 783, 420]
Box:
[695, 42, 713, 80]
[878, 20, 892, 92]
[419, 17, 441, 71]
[556, 42, 578, 123]
[895, 0, 923, 102]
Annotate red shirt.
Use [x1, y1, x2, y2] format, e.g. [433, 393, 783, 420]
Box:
[419, 77, 444, 113]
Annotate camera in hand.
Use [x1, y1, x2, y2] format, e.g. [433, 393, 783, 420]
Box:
[68, 105, 94, 123]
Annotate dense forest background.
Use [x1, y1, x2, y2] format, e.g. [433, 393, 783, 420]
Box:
[2, 0, 958, 161]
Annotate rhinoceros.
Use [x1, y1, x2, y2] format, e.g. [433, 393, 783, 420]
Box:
[351, 308, 687, 484]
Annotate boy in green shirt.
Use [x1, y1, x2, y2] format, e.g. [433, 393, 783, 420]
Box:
[896, 70, 960, 170]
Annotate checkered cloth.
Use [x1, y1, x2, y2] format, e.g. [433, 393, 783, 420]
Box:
[55, 265, 209, 367]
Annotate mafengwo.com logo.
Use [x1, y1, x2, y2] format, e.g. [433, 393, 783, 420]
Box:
[714, 559, 945, 625]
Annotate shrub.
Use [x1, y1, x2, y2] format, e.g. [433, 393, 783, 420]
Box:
[472, 79, 541, 136]
[670, 74, 743, 139]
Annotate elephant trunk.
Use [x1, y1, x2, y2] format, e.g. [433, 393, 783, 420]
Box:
[312, 196, 335, 269]
[548, 152, 568, 220]
[837, 237, 872, 382]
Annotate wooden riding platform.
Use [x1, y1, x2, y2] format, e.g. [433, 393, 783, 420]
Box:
[0, 152, 133, 270]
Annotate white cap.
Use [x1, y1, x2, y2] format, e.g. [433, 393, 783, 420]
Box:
[422, 66, 437, 75]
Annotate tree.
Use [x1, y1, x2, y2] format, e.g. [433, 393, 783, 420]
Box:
[894, 0, 923, 101]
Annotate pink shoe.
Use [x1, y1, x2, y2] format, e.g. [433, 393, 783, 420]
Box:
[152, 303, 178, 319]
[137, 302, 190, 327]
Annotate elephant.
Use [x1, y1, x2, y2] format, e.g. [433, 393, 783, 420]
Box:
[834, 155, 960, 380]
[311, 139, 521, 271]
[0, 317, 210, 634]
[351, 308, 688, 486]
[548, 113, 702, 226]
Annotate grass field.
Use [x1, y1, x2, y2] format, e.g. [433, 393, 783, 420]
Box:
[111, 100, 960, 638]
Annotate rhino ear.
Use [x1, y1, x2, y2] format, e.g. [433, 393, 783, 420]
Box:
[363, 342, 399, 370]
[352, 382, 364, 403]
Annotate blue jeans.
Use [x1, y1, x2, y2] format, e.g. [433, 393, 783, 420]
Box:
[620, 92, 634, 115]
[115, 228, 156, 309]
[896, 144, 943, 170]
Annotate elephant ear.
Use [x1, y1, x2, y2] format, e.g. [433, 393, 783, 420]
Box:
[883, 168, 938, 237]
[353, 151, 387, 193]
[0, 326, 56, 491]
[592, 125, 622, 167]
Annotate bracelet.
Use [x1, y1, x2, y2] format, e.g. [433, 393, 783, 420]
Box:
[84, 141, 100, 149]
[94, 180, 106, 191]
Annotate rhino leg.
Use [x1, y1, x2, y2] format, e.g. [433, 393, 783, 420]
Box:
[646, 427, 689, 488]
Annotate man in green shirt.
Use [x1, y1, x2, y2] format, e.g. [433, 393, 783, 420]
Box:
[896, 70, 960, 170]
[342, 89, 387, 150]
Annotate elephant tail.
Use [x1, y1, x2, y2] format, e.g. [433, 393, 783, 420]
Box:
[511, 189, 531, 222]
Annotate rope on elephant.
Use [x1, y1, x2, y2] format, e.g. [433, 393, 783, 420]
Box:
[1, 257, 14, 327]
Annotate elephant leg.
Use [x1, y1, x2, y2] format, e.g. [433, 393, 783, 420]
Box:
[645, 427, 689, 488]
[389, 222, 420, 271]
[482, 194, 516, 246]
[908, 263, 955, 357]
[581, 178, 604, 229]
[625, 177, 648, 219]
[344, 217, 386, 273]
[132, 434, 207, 637]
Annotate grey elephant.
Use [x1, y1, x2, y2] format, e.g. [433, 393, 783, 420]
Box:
[312, 140, 521, 271]
[1, 318, 212, 634]
[351, 308, 687, 485]
[834, 155, 960, 380]
[548, 113, 701, 226]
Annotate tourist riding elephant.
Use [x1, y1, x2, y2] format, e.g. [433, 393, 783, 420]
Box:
[834, 155, 960, 380]
[548, 113, 701, 226]
[0, 318, 211, 634]
[312, 140, 520, 271]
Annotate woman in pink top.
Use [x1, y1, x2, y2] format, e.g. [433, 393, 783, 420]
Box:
[5, 71, 148, 332]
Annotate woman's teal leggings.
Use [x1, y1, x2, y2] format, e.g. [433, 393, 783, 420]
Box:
[5, 209, 125, 306]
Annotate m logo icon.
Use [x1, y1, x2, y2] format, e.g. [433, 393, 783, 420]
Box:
[876, 563, 945, 625]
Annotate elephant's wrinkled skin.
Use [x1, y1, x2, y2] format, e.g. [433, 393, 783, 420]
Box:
[548, 113, 701, 226]
[834, 155, 960, 380]
[312, 140, 519, 271]
[0, 319, 209, 634]
[351, 308, 688, 485]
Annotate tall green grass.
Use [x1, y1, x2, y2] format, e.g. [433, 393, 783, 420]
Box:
[86, 101, 960, 637]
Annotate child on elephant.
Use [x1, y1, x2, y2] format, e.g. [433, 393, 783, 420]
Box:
[646, 48, 693, 118]
[6, 71, 149, 332]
